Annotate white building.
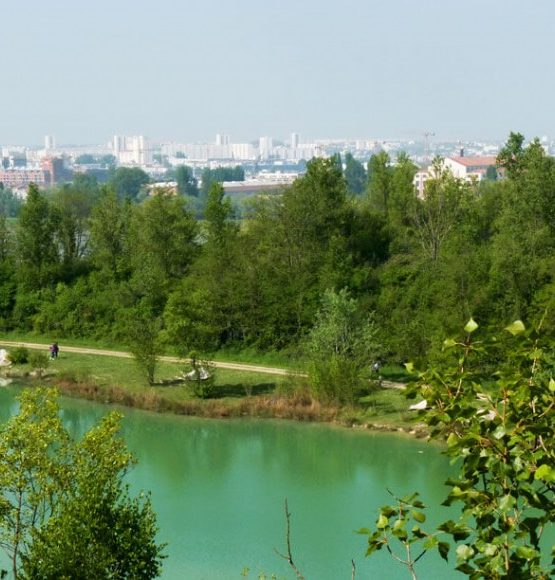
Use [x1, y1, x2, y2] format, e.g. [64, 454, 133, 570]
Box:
[215, 134, 230, 146]
[413, 155, 498, 196]
[442, 156, 497, 181]
[44, 135, 56, 150]
[112, 135, 152, 166]
[259, 136, 273, 160]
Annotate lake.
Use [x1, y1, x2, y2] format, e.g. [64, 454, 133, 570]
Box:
[0, 385, 461, 579]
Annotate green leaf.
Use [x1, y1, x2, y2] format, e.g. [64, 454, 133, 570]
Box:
[392, 518, 405, 532]
[438, 541, 450, 562]
[456, 544, 474, 561]
[505, 320, 525, 336]
[549, 378, 555, 393]
[535, 464, 555, 482]
[498, 494, 515, 512]
[404, 362, 414, 373]
[483, 543, 497, 557]
[447, 432, 458, 448]
[376, 514, 388, 529]
[516, 546, 537, 560]
[493, 425, 506, 440]
[356, 527, 370, 535]
[443, 338, 457, 349]
[411, 510, 426, 524]
[464, 318, 478, 333]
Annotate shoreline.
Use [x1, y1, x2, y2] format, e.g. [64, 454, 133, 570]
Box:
[2, 371, 429, 439]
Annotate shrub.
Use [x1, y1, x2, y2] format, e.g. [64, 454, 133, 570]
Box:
[8, 346, 29, 365]
[29, 351, 50, 379]
[185, 353, 215, 399]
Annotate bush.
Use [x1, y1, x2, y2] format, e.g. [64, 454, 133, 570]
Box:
[29, 351, 50, 379]
[8, 346, 29, 365]
[185, 353, 215, 399]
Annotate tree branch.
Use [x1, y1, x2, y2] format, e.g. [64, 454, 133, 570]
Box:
[274, 499, 304, 580]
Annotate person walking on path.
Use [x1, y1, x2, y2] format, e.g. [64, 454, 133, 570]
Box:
[50, 342, 59, 359]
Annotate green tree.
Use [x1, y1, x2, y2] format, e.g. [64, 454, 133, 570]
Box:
[0, 188, 23, 217]
[200, 166, 245, 198]
[74, 154, 95, 164]
[129, 192, 199, 311]
[175, 165, 199, 197]
[389, 151, 418, 228]
[71, 172, 100, 196]
[0, 388, 69, 578]
[225, 157, 352, 348]
[109, 167, 150, 201]
[306, 288, 379, 403]
[123, 303, 164, 385]
[21, 409, 164, 579]
[204, 182, 238, 244]
[485, 165, 498, 181]
[52, 183, 96, 280]
[100, 154, 116, 167]
[0, 214, 16, 325]
[367, 151, 392, 213]
[89, 189, 132, 281]
[16, 184, 59, 292]
[496, 131, 525, 180]
[363, 320, 555, 578]
[412, 158, 469, 262]
[488, 137, 555, 322]
[164, 184, 241, 352]
[343, 152, 366, 195]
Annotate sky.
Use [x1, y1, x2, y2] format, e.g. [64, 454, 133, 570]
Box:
[1, 0, 554, 146]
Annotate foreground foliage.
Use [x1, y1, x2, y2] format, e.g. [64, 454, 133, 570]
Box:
[0, 387, 164, 579]
[363, 321, 555, 578]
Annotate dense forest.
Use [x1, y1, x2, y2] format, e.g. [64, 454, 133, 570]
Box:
[0, 132, 554, 369]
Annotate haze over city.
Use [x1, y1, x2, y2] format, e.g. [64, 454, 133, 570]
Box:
[2, 0, 555, 145]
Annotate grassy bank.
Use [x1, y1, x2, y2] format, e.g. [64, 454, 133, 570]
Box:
[0, 331, 413, 382]
[0, 344, 424, 435]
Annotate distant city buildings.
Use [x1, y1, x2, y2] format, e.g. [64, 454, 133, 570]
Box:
[414, 153, 499, 196]
[0, 131, 551, 196]
[0, 156, 69, 192]
[442, 155, 498, 181]
[112, 135, 152, 166]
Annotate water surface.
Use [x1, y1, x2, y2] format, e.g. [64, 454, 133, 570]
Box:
[0, 386, 460, 579]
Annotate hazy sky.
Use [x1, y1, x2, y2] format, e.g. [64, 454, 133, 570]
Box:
[1, 0, 554, 145]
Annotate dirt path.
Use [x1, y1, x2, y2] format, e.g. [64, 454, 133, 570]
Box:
[0, 340, 406, 388]
[0, 340, 295, 377]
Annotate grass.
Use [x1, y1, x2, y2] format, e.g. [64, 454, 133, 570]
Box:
[0, 330, 128, 352]
[208, 346, 303, 369]
[40, 353, 291, 401]
[375, 364, 416, 383]
[0, 337, 423, 434]
[358, 388, 417, 427]
[0, 331, 301, 369]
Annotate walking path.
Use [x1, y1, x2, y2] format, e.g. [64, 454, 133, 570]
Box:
[0, 339, 406, 388]
[0, 340, 295, 377]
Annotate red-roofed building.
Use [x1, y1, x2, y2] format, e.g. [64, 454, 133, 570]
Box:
[442, 156, 498, 180]
[413, 155, 499, 196]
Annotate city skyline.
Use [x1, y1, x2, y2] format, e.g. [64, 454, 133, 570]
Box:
[1, 0, 554, 145]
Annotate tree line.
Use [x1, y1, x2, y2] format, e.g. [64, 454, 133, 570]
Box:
[0, 133, 554, 386]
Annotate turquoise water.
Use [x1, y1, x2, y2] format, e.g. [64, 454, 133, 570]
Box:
[0, 386, 461, 579]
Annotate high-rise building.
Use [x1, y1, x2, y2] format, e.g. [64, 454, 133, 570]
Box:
[112, 135, 152, 165]
[216, 134, 230, 146]
[259, 136, 273, 160]
[290, 133, 299, 149]
[44, 135, 56, 150]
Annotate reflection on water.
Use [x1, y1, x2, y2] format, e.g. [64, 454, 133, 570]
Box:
[0, 386, 461, 579]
